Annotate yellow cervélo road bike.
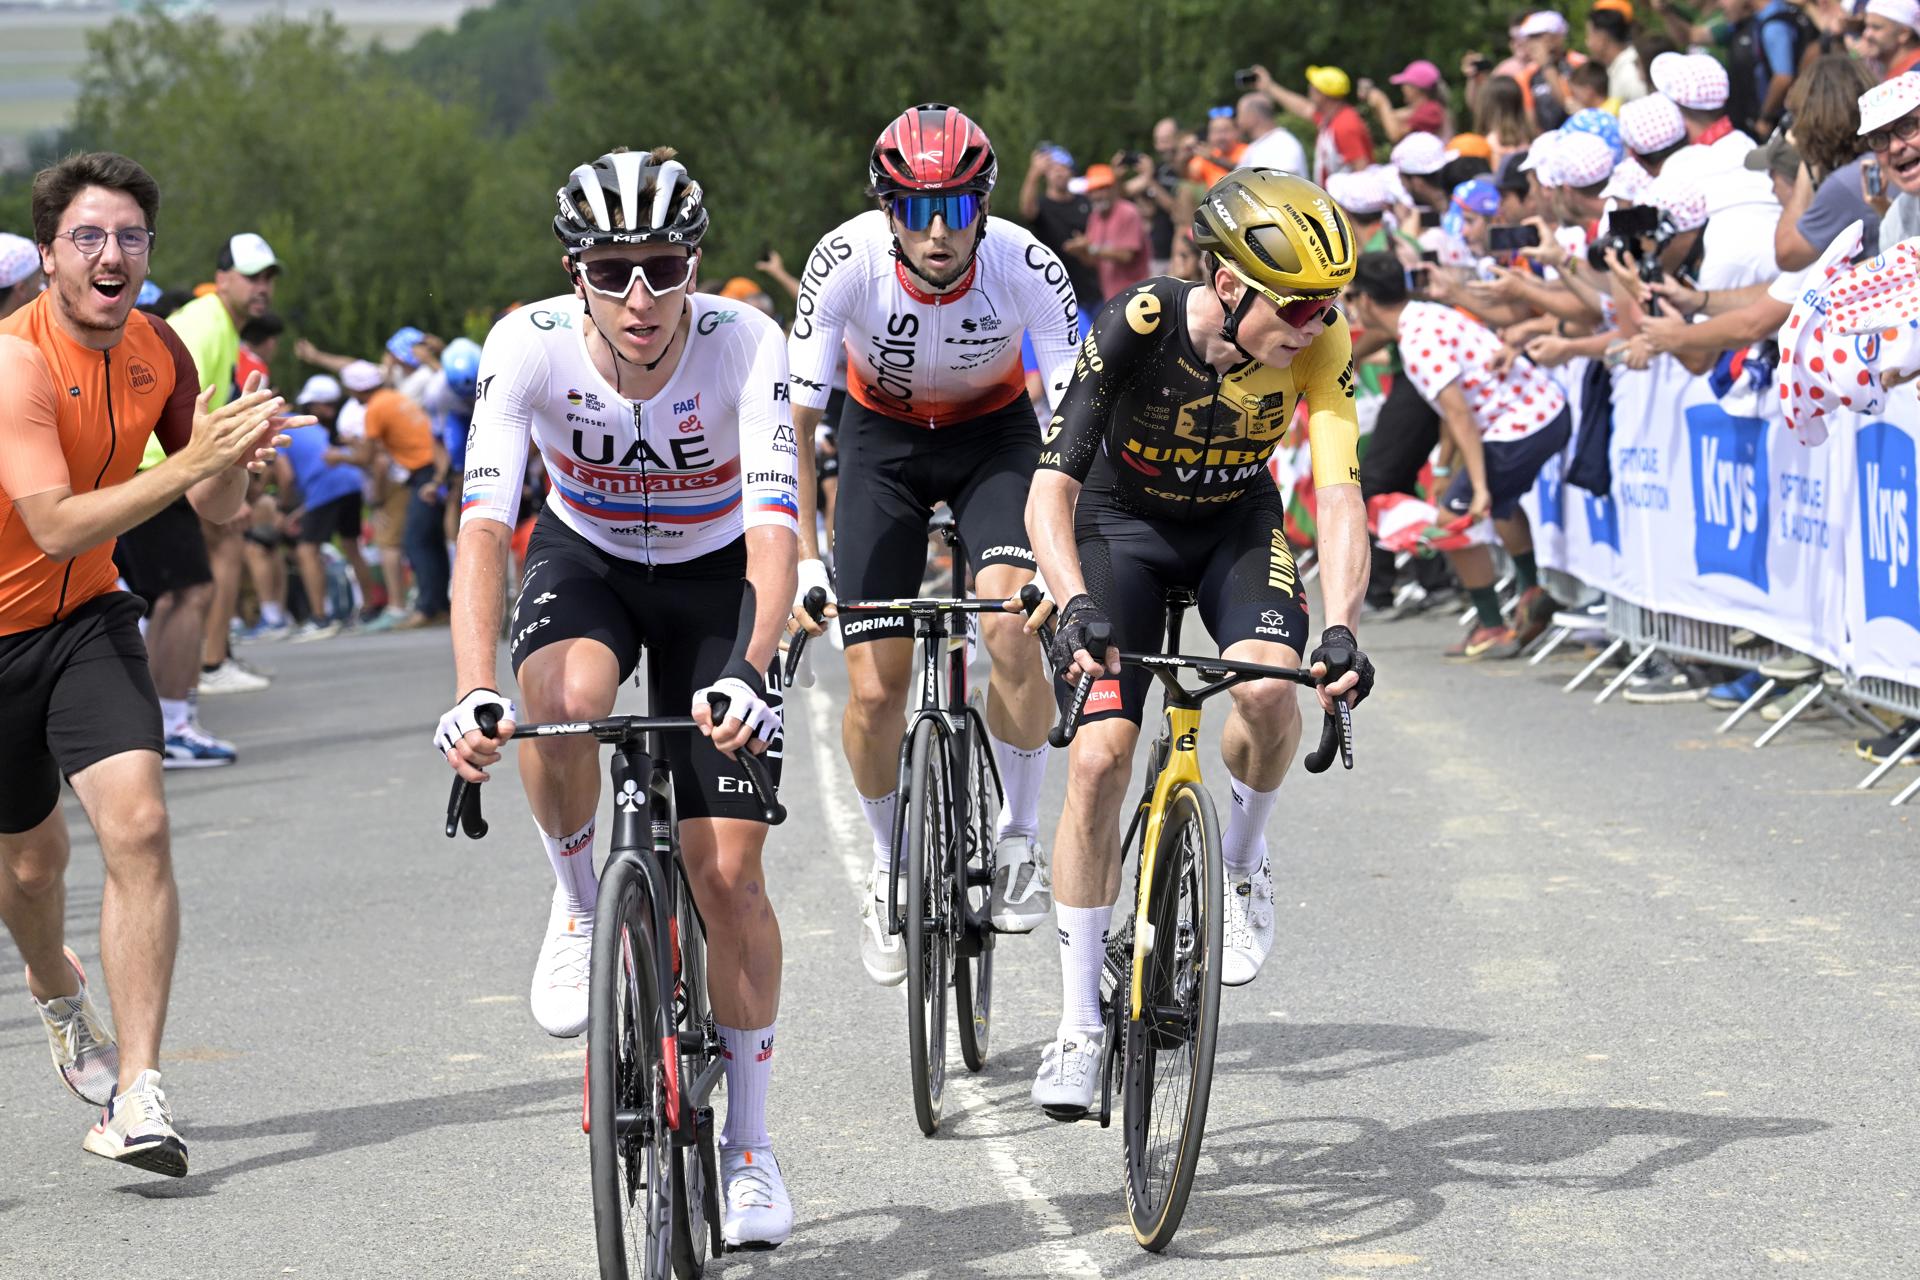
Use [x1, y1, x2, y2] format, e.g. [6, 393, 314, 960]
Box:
[1044, 586, 1355, 1251]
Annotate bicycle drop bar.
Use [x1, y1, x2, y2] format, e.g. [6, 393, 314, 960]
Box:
[1048, 625, 1353, 772]
[443, 700, 786, 838]
[782, 585, 831, 686]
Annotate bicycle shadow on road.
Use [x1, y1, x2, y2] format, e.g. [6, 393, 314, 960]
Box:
[937, 1021, 1486, 1143]
[105, 1076, 575, 1200]
[1107, 1104, 1830, 1266]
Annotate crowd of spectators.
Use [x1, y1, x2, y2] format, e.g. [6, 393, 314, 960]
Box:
[5, 0, 1916, 773]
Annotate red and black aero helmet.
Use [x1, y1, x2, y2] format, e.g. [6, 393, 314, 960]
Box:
[869, 103, 997, 196]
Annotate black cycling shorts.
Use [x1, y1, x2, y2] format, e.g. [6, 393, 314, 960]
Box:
[1067, 488, 1309, 726]
[832, 394, 1038, 645]
[111, 496, 212, 605]
[509, 511, 783, 823]
[297, 492, 364, 547]
[0, 592, 164, 833]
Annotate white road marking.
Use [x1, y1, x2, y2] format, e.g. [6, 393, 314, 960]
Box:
[802, 687, 1104, 1278]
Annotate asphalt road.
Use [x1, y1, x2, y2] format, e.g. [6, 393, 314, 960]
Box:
[1, 604, 1914, 1279]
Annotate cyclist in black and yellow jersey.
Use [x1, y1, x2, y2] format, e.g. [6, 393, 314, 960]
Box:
[1025, 170, 1376, 1116]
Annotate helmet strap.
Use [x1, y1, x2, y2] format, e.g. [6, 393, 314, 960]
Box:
[1217, 279, 1262, 365]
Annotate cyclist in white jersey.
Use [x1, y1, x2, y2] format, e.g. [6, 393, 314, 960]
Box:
[786, 104, 1081, 983]
[436, 147, 800, 1248]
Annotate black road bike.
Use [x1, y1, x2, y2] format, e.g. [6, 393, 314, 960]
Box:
[446, 681, 784, 1280]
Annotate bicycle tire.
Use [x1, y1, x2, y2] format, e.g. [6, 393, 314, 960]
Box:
[902, 716, 951, 1135]
[671, 881, 716, 1279]
[954, 694, 997, 1073]
[1122, 781, 1223, 1252]
[589, 856, 676, 1279]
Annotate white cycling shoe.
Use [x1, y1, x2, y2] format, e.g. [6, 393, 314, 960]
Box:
[1031, 1031, 1103, 1121]
[1221, 856, 1275, 988]
[859, 869, 907, 987]
[720, 1143, 793, 1249]
[988, 834, 1052, 933]
[530, 892, 592, 1037]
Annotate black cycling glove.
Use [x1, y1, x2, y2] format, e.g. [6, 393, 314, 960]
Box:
[1310, 624, 1375, 707]
[1050, 593, 1113, 679]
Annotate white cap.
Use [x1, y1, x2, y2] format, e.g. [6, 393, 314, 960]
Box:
[1326, 167, 1394, 215]
[1867, 0, 1920, 31]
[1599, 156, 1653, 204]
[1518, 10, 1570, 36]
[1859, 71, 1920, 135]
[296, 374, 342, 406]
[340, 360, 384, 394]
[1620, 93, 1687, 155]
[221, 232, 278, 276]
[0, 232, 38, 289]
[1391, 131, 1452, 177]
[1518, 132, 1565, 184]
[1645, 171, 1708, 232]
[1556, 131, 1618, 188]
[1649, 52, 1729, 111]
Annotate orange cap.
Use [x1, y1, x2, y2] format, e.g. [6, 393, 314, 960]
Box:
[719, 276, 764, 301]
[1448, 132, 1493, 159]
[1083, 163, 1117, 190]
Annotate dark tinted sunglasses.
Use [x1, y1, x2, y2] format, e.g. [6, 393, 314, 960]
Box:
[578, 253, 695, 299]
[887, 192, 982, 232]
[1865, 115, 1920, 152]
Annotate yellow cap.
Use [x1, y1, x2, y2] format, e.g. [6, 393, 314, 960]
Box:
[1305, 65, 1351, 99]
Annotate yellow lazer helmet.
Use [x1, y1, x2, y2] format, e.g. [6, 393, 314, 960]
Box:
[1192, 168, 1357, 303]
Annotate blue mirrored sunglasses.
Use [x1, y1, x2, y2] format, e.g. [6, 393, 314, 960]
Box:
[888, 192, 982, 233]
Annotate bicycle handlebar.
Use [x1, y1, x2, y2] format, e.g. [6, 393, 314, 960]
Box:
[1045, 626, 1355, 774]
[443, 698, 786, 840]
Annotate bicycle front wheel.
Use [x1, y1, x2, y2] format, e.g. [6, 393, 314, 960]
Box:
[1122, 780, 1224, 1252]
[954, 692, 997, 1073]
[589, 858, 675, 1279]
[902, 716, 952, 1136]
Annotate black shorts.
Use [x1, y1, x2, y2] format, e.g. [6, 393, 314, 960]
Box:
[1068, 487, 1309, 726]
[1442, 407, 1573, 521]
[510, 512, 783, 824]
[832, 394, 1038, 645]
[297, 492, 364, 546]
[112, 495, 212, 604]
[0, 592, 164, 833]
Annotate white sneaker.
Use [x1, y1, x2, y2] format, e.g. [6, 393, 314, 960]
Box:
[859, 870, 907, 987]
[988, 834, 1051, 933]
[83, 1069, 187, 1178]
[289, 618, 342, 643]
[530, 893, 592, 1037]
[1221, 856, 1275, 988]
[1031, 1031, 1103, 1120]
[30, 946, 119, 1106]
[720, 1143, 793, 1249]
[196, 658, 270, 695]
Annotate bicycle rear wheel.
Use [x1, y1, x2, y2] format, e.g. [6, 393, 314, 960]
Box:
[954, 693, 997, 1073]
[671, 883, 718, 1279]
[902, 716, 952, 1135]
[1121, 781, 1223, 1252]
[589, 857, 675, 1280]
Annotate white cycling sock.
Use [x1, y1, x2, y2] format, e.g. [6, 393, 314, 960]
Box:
[861, 790, 898, 880]
[1055, 903, 1111, 1040]
[718, 1021, 774, 1149]
[158, 698, 191, 737]
[1222, 776, 1279, 878]
[540, 817, 598, 920]
[989, 734, 1050, 841]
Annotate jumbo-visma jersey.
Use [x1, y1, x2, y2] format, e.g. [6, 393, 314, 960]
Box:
[460, 293, 801, 565]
